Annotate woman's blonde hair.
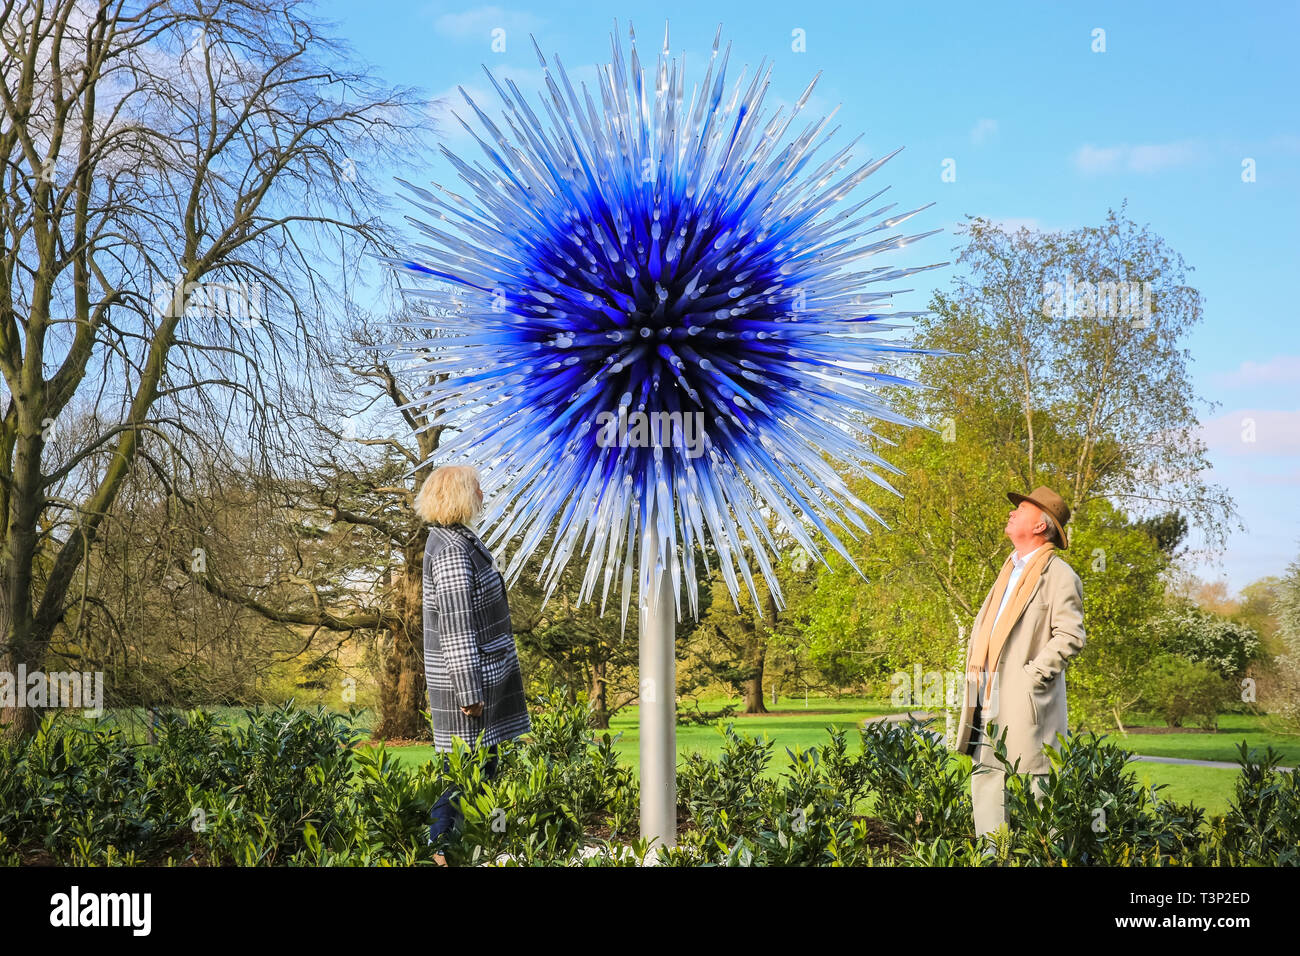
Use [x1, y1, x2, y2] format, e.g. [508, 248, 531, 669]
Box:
[414, 465, 482, 526]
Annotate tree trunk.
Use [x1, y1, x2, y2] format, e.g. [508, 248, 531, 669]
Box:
[742, 620, 769, 714]
[742, 668, 768, 714]
[741, 590, 777, 714]
[372, 553, 429, 740]
[589, 659, 609, 729]
[1, 647, 42, 742]
[374, 626, 428, 740]
[2, 410, 51, 745]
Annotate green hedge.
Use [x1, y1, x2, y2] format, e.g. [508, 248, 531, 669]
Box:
[0, 692, 1295, 866]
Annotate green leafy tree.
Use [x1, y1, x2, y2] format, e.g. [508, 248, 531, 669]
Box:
[789, 424, 1010, 693]
[1059, 499, 1170, 732]
[783, 209, 1231, 732]
[1269, 549, 1300, 733]
[684, 531, 820, 713]
[1154, 603, 1262, 677]
[1138, 653, 1231, 729]
[1236, 576, 1285, 656]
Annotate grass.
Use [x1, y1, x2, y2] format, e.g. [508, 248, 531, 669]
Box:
[1103, 710, 1299, 765]
[1126, 763, 1241, 818]
[346, 695, 1281, 818]
[54, 697, 1291, 820]
[353, 695, 899, 781]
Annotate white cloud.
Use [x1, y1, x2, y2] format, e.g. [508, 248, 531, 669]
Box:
[1253, 470, 1300, 486]
[428, 60, 602, 149]
[1073, 140, 1204, 175]
[989, 216, 1042, 233]
[431, 6, 543, 40]
[970, 118, 998, 145]
[770, 91, 837, 129]
[1074, 144, 1123, 173]
[1200, 408, 1300, 457]
[1211, 355, 1300, 389]
[428, 58, 605, 151]
[1268, 133, 1300, 154]
[428, 82, 495, 145]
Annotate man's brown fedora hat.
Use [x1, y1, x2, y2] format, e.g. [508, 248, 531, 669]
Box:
[1007, 485, 1071, 550]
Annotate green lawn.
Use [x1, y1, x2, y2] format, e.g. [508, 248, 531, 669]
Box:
[622, 695, 902, 762]
[356, 695, 896, 780]
[1102, 711, 1299, 765]
[355, 695, 1287, 818]
[72, 697, 1292, 820]
[1126, 763, 1242, 818]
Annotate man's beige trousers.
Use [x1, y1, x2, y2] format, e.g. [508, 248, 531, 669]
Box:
[969, 688, 1049, 837]
[971, 766, 1049, 837]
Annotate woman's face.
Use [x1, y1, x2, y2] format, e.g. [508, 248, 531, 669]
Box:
[475, 482, 484, 507]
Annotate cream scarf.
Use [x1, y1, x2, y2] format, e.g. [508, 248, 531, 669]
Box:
[967, 543, 1056, 677]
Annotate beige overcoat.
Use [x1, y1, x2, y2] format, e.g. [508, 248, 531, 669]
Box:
[952, 550, 1087, 775]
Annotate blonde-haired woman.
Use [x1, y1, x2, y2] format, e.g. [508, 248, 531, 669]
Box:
[416, 464, 530, 863]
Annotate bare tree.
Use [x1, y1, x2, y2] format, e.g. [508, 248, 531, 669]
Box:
[0, 0, 427, 740]
[175, 317, 445, 738]
[180, 315, 655, 736]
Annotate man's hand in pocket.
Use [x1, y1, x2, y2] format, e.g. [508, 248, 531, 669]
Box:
[1024, 660, 1053, 685]
[460, 701, 484, 717]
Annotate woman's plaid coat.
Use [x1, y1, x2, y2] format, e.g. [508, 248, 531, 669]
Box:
[422, 524, 530, 751]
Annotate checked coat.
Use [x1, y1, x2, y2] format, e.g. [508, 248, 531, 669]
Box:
[422, 524, 530, 751]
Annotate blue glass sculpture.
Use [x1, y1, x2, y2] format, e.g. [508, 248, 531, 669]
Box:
[382, 23, 947, 629]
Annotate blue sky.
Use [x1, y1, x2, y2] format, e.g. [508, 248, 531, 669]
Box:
[317, 0, 1300, 593]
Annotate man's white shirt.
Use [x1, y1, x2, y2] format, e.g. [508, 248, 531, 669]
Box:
[977, 543, 1048, 700]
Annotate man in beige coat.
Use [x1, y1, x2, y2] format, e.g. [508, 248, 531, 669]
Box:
[952, 485, 1087, 839]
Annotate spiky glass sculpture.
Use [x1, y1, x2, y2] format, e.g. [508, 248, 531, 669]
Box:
[383, 24, 945, 629]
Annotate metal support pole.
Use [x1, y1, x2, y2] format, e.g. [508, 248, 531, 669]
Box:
[639, 516, 677, 851]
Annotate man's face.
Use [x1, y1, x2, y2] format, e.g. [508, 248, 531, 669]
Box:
[1005, 500, 1045, 540]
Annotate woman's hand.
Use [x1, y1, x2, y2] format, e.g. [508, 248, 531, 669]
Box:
[460, 701, 484, 718]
